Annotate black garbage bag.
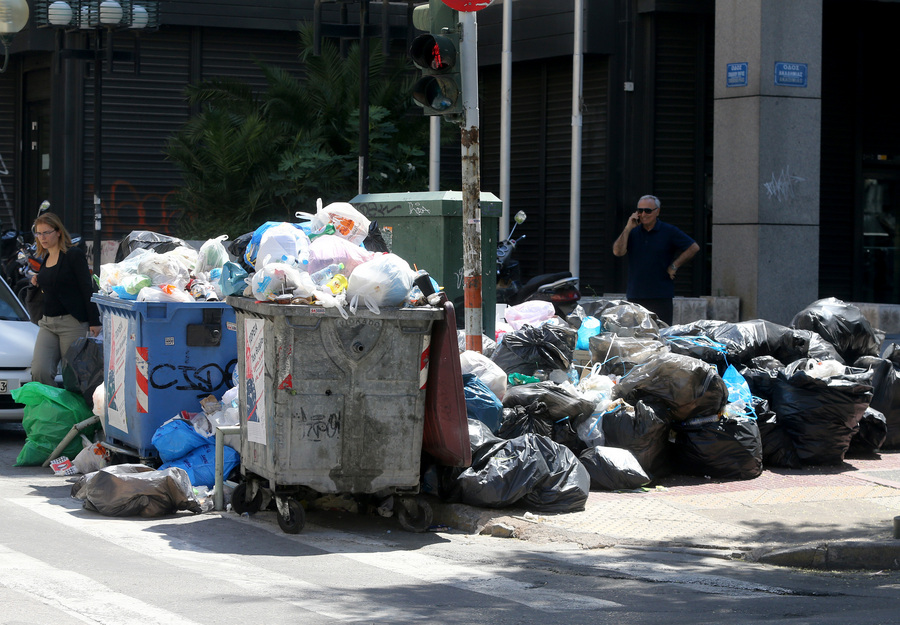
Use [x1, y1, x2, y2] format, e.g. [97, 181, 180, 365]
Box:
[708, 320, 829, 368]
[71, 464, 203, 517]
[740, 364, 782, 399]
[612, 353, 729, 421]
[579, 446, 651, 491]
[753, 397, 802, 469]
[672, 414, 763, 480]
[497, 398, 585, 455]
[363, 220, 390, 253]
[601, 399, 672, 478]
[847, 407, 888, 456]
[769, 362, 873, 465]
[661, 320, 728, 369]
[598, 303, 661, 338]
[502, 381, 596, 425]
[452, 432, 589, 512]
[854, 345, 900, 449]
[490, 323, 576, 376]
[791, 297, 881, 363]
[588, 333, 669, 377]
[498, 402, 553, 439]
[228, 231, 255, 272]
[61, 336, 104, 408]
[115, 230, 188, 262]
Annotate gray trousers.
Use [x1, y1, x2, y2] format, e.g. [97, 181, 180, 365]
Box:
[31, 314, 89, 386]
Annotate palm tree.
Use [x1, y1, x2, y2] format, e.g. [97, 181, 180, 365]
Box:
[165, 23, 429, 239]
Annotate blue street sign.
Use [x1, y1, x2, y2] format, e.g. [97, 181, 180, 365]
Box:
[726, 62, 748, 88]
[774, 62, 808, 87]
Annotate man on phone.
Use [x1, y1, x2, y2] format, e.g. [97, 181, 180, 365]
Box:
[612, 194, 699, 325]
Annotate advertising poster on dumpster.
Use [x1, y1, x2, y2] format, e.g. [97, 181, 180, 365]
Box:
[244, 318, 267, 444]
[106, 314, 128, 433]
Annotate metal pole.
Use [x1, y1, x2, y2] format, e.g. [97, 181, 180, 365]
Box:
[459, 10, 482, 352]
[92, 31, 103, 274]
[214, 425, 241, 511]
[569, 0, 583, 279]
[499, 0, 512, 240]
[429, 116, 440, 191]
[358, 0, 370, 195]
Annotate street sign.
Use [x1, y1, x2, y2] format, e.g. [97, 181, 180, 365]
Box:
[774, 62, 808, 88]
[726, 62, 748, 88]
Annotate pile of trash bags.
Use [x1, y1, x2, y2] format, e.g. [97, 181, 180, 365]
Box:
[430, 295, 895, 514]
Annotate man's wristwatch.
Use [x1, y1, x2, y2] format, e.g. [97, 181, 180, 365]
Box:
[669, 264, 678, 272]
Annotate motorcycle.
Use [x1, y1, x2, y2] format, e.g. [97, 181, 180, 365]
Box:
[496, 211, 581, 318]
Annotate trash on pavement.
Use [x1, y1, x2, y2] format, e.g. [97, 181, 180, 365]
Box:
[71, 464, 203, 517]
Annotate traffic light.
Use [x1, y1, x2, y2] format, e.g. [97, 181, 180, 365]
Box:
[409, 0, 462, 119]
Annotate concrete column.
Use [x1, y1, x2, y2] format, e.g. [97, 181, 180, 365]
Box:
[712, 0, 822, 325]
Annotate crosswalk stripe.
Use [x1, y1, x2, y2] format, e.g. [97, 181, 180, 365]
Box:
[0, 544, 203, 625]
[9, 497, 620, 614]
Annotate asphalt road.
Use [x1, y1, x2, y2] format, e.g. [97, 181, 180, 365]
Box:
[3, 424, 900, 625]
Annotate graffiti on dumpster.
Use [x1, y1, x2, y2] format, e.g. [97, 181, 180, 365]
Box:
[149, 359, 237, 395]
[298, 407, 341, 441]
[408, 201, 430, 216]
[354, 202, 402, 218]
[763, 165, 805, 203]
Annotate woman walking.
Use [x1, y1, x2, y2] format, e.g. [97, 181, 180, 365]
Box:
[30, 212, 101, 386]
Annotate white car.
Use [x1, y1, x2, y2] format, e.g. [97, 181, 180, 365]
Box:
[0, 278, 39, 422]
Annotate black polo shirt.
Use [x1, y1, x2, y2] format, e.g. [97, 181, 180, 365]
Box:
[625, 220, 695, 299]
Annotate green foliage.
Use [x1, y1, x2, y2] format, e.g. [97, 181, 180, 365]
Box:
[165, 24, 430, 239]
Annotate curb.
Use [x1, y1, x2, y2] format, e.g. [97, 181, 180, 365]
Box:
[752, 541, 900, 571]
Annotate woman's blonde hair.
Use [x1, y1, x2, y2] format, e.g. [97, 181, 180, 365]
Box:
[33, 212, 73, 256]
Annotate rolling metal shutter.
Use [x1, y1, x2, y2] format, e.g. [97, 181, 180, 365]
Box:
[0, 70, 18, 231]
[651, 13, 710, 297]
[79, 26, 305, 239]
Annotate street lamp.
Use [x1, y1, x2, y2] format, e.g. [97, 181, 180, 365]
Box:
[0, 0, 29, 73]
[32, 0, 159, 271]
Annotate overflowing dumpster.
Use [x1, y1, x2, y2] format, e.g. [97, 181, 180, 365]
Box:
[93, 295, 237, 460]
[227, 296, 442, 533]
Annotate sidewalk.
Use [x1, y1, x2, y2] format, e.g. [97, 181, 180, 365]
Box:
[431, 449, 900, 571]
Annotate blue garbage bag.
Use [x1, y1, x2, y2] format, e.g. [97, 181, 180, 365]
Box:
[463, 373, 503, 434]
[159, 443, 240, 488]
[152, 418, 210, 463]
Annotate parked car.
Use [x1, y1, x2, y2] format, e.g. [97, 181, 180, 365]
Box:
[0, 277, 39, 422]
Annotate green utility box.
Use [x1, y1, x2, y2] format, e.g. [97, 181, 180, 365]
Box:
[351, 191, 500, 339]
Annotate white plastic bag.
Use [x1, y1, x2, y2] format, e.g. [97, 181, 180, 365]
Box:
[307, 234, 374, 276]
[504, 300, 556, 331]
[138, 251, 191, 290]
[251, 262, 316, 301]
[255, 223, 311, 269]
[346, 253, 414, 314]
[460, 350, 508, 400]
[195, 235, 229, 274]
[137, 285, 194, 303]
[297, 198, 371, 246]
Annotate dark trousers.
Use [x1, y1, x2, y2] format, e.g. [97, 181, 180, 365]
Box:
[630, 298, 674, 326]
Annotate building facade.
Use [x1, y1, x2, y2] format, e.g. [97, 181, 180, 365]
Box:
[1, 0, 897, 322]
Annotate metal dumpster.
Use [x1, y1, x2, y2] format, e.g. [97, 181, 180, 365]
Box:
[93, 295, 237, 460]
[227, 296, 442, 533]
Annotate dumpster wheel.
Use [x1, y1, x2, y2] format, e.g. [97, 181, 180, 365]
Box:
[397, 496, 433, 533]
[277, 497, 306, 534]
[231, 482, 263, 515]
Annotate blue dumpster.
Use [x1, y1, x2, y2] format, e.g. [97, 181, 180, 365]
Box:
[93, 295, 237, 460]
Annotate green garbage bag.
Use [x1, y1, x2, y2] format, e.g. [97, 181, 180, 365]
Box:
[11, 382, 95, 467]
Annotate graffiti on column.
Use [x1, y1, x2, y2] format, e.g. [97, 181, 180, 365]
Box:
[763, 165, 806, 203]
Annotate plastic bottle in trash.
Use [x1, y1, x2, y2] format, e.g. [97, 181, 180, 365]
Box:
[324, 274, 349, 294]
[310, 262, 344, 286]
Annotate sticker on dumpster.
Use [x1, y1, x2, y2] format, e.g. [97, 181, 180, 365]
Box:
[244, 318, 267, 444]
[136, 346, 149, 413]
[226, 321, 236, 332]
[165, 337, 175, 346]
[420, 335, 431, 390]
[107, 314, 128, 433]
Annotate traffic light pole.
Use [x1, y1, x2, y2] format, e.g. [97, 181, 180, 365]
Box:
[458, 10, 482, 353]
